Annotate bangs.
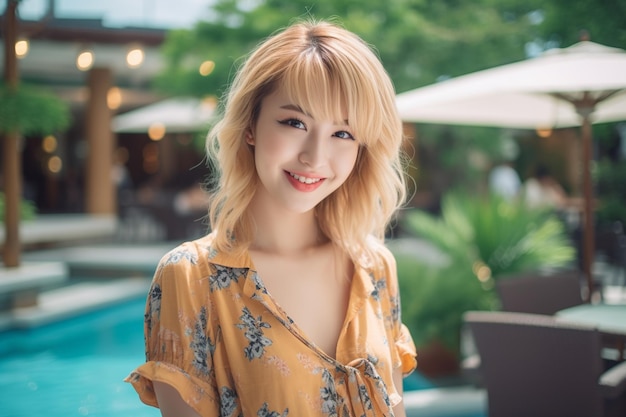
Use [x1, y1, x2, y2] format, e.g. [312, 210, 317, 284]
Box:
[278, 51, 384, 146]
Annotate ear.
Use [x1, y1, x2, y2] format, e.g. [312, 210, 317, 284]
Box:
[245, 130, 255, 145]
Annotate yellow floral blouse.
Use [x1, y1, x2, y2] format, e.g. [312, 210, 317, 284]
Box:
[125, 233, 417, 417]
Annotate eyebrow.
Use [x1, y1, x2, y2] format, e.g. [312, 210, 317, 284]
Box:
[280, 103, 308, 115]
[279, 103, 349, 126]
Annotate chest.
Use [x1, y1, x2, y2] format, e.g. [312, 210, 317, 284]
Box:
[250, 251, 353, 359]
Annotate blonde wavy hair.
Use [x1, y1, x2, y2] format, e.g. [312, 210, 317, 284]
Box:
[206, 19, 407, 266]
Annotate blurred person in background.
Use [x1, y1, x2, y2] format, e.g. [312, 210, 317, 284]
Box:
[489, 160, 522, 201]
[523, 164, 570, 210]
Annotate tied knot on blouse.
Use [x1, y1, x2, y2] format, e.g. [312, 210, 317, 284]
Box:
[343, 358, 393, 416]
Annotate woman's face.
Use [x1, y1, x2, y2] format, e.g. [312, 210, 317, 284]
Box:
[247, 85, 359, 215]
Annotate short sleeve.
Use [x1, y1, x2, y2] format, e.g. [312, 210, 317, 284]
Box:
[124, 247, 220, 416]
[395, 323, 418, 376]
[383, 247, 418, 376]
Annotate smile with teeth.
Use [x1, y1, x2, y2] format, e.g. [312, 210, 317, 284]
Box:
[288, 172, 322, 184]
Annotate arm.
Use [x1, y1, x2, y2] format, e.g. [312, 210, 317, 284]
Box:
[130, 247, 222, 417]
[392, 367, 408, 417]
[154, 381, 202, 417]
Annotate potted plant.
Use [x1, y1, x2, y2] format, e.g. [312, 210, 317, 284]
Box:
[392, 191, 576, 378]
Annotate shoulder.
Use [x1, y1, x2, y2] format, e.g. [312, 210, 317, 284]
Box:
[155, 232, 253, 285]
[157, 234, 214, 270]
[164, 229, 254, 262]
[364, 236, 397, 270]
[362, 236, 399, 291]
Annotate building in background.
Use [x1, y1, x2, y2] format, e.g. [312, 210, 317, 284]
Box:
[1, 1, 210, 230]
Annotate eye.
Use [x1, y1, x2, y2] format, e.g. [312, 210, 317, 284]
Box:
[278, 118, 306, 130]
[334, 130, 355, 140]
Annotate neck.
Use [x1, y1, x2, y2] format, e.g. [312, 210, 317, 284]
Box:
[248, 197, 328, 255]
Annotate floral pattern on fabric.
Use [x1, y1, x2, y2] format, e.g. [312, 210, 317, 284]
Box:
[220, 386, 238, 417]
[125, 233, 417, 417]
[237, 306, 273, 360]
[320, 368, 340, 416]
[257, 402, 289, 417]
[189, 307, 215, 375]
[210, 265, 247, 291]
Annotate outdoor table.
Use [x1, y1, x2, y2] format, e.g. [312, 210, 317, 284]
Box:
[556, 303, 626, 360]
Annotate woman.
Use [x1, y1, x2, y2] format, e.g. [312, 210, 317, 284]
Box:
[126, 19, 417, 417]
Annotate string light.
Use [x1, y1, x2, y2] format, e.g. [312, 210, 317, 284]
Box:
[148, 123, 166, 141]
[48, 156, 63, 174]
[77, 49, 94, 71]
[15, 38, 29, 58]
[536, 127, 553, 138]
[42, 135, 58, 153]
[126, 46, 145, 68]
[107, 87, 123, 110]
[199, 60, 215, 76]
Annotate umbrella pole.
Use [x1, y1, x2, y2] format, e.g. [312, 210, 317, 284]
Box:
[580, 113, 595, 303]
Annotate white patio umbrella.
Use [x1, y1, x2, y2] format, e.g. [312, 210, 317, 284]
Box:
[396, 40, 626, 301]
[112, 96, 216, 134]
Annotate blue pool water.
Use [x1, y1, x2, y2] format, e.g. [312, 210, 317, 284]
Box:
[0, 298, 160, 417]
[0, 297, 443, 417]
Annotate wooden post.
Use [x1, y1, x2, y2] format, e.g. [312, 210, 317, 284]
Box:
[2, 0, 22, 267]
[85, 67, 116, 214]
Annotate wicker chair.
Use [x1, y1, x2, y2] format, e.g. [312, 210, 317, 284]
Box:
[495, 269, 584, 315]
[462, 270, 584, 386]
[464, 311, 626, 417]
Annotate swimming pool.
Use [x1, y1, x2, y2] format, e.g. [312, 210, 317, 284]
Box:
[0, 297, 159, 417]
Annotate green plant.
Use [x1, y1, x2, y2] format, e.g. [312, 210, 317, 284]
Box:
[0, 83, 71, 135]
[0, 192, 36, 221]
[404, 192, 575, 278]
[395, 252, 495, 354]
[394, 191, 576, 357]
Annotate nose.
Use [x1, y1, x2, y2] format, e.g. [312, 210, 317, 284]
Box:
[298, 131, 327, 169]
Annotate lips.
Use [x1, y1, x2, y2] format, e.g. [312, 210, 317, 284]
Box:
[285, 171, 325, 192]
[288, 172, 322, 184]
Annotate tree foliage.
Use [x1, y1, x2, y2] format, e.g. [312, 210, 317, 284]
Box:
[0, 83, 71, 135]
[154, 0, 549, 97]
[152, 0, 626, 95]
[534, 0, 626, 48]
[155, 0, 624, 96]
